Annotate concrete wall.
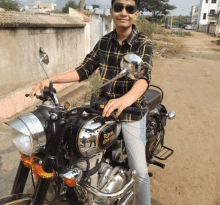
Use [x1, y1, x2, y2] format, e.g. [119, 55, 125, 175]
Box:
[0, 27, 85, 118]
[0, 10, 113, 118]
[69, 8, 91, 54]
[198, 24, 220, 35]
[198, 24, 209, 32]
[87, 14, 113, 52]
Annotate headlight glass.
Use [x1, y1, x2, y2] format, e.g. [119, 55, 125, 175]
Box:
[6, 113, 46, 156]
[13, 129, 34, 156]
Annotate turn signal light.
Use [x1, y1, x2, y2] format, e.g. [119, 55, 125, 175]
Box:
[62, 168, 83, 187]
[64, 101, 70, 109]
[63, 177, 76, 187]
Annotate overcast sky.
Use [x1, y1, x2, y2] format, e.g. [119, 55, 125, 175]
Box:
[18, 0, 201, 16]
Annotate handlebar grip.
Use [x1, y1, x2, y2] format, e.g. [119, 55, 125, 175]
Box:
[123, 107, 146, 115]
[150, 160, 165, 169]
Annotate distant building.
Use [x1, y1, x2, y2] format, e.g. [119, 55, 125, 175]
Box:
[85, 5, 110, 16]
[197, 0, 220, 25]
[86, 6, 93, 10]
[191, 6, 199, 24]
[34, 1, 56, 11]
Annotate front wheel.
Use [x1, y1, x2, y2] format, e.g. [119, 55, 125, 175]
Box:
[0, 194, 50, 205]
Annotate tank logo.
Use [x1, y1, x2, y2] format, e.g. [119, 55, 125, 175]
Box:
[103, 131, 115, 145]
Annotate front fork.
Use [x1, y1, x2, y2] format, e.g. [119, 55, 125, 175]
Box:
[11, 161, 30, 195]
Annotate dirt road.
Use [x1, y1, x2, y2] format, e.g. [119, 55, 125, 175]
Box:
[0, 31, 220, 204]
[150, 31, 220, 205]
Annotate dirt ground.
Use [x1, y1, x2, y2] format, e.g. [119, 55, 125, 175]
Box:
[149, 31, 220, 205]
[0, 30, 220, 204]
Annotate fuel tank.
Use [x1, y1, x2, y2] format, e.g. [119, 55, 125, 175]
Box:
[69, 113, 120, 157]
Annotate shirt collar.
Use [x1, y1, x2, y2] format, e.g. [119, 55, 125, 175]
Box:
[111, 24, 138, 46]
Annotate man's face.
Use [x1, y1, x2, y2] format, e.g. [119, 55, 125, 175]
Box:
[110, 0, 139, 29]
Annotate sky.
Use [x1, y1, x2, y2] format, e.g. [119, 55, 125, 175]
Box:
[17, 0, 201, 16]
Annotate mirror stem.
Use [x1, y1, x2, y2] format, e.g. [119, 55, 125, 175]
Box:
[39, 58, 52, 84]
[49, 82, 53, 90]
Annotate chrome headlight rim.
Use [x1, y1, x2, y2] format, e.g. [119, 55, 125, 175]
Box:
[6, 113, 46, 156]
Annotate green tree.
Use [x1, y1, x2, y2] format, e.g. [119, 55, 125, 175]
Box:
[139, 0, 176, 23]
[163, 15, 188, 27]
[0, 0, 20, 11]
[92, 4, 100, 9]
[62, 0, 78, 13]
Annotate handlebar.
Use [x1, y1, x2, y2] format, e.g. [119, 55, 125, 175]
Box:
[25, 93, 44, 101]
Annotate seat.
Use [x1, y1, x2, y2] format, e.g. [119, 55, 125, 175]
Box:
[144, 89, 162, 111]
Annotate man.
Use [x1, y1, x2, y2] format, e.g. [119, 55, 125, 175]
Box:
[30, 0, 152, 204]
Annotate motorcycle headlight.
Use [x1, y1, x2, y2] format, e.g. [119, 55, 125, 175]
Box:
[6, 113, 46, 156]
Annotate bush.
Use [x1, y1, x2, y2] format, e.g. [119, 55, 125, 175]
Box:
[136, 19, 192, 38]
[136, 19, 167, 38]
[0, 0, 20, 11]
[62, 0, 78, 13]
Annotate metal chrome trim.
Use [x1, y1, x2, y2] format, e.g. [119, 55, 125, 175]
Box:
[62, 168, 83, 181]
[77, 116, 119, 157]
[78, 170, 137, 204]
[118, 191, 134, 205]
[6, 113, 46, 155]
[77, 115, 100, 157]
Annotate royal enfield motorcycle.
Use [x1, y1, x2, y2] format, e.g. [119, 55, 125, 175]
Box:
[0, 47, 175, 205]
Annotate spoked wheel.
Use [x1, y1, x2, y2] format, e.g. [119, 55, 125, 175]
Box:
[0, 194, 50, 205]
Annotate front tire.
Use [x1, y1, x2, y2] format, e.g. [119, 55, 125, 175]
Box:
[0, 194, 50, 205]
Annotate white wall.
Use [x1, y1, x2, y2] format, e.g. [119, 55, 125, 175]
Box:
[87, 14, 113, 52]
[199, 0, 220, 25]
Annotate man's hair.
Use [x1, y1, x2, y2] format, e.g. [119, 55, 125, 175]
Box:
[111, 0, 140, 9]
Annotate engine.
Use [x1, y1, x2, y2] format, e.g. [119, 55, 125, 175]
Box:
[64, 151, 130, 205]
[62, 112, 131, 204]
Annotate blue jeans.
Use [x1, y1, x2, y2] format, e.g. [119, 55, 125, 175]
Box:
[117, 114, 151, 205]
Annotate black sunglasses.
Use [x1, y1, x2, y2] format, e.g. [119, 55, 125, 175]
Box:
[113, 3, 137, 14]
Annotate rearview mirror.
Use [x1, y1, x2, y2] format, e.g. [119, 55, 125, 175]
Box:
[120, 54, 145, 79]
[39, 47, 49, 65]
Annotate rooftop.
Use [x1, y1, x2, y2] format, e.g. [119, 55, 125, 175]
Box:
[0, 10, 86, 28]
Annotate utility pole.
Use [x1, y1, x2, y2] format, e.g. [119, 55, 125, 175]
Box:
[170, 10, 174, 29]
[79, 0, 85, 12]
[216, 0, 220, 37]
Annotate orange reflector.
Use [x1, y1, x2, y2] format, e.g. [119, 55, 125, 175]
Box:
[19, 151, 34, 169]
[100, 105, 105, 109]
[32, 164, 55, 179]
[19, 151, 55, 179]
[63, 177, 76, 187]
[64, 102, 70, 109]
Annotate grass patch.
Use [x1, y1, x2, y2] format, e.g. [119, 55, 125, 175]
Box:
[136, 19, 192, 38]
[170, 30, 192, 37]
[211, 40, 220, 45]
[71, 73, 102, 108]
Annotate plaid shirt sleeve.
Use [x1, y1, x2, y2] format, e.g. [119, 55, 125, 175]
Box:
[75, 40, 101, 82]
[138, 41, 153, 85]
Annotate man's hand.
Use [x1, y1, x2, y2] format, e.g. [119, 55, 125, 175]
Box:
[102, 97, 131, 118]
[29, 79, 49, 98]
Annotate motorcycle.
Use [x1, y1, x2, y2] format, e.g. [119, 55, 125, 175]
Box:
[0, 47, 175, 205]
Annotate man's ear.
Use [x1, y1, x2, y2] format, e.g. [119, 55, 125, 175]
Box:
[110, 8, 113, 15]
[134, 10, 139, 21]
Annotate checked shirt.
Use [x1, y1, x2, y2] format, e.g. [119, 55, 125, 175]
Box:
[76, 25, 153, 122]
